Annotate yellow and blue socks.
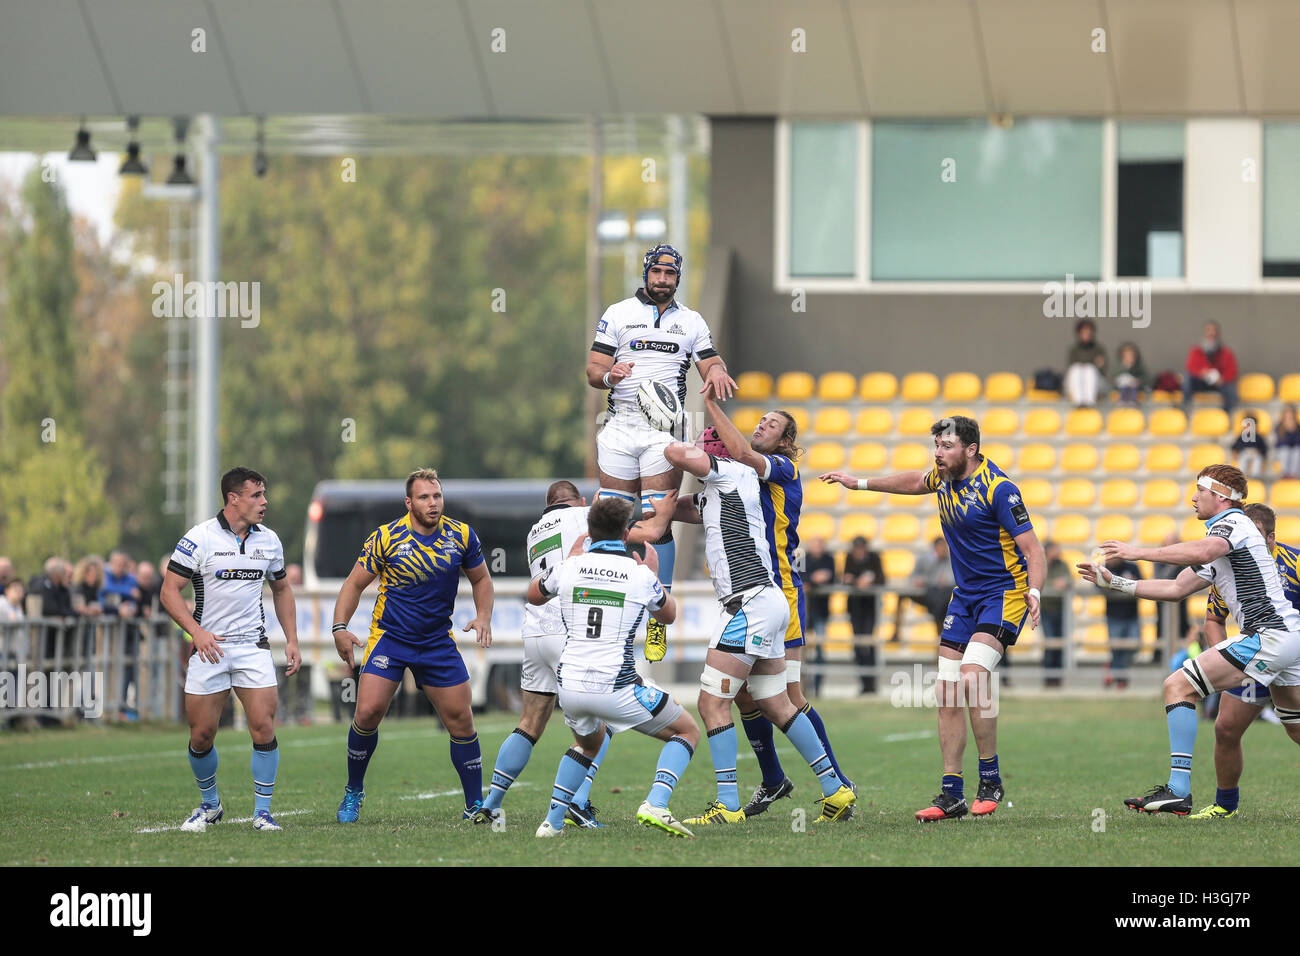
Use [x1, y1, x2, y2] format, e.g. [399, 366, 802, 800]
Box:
[572, 725, 612, 809]
[707, 723, 740, 811]
[483, 727, 536, 812]
[942, 772, 964, 799]
[1216, 787, 1239, 812]
[802, 703, 852, 788]
[740, 709, 785, 788]
[449, 732, 483, 811]
[978, 753, 1000, 786]
[251, 738, 278, 815]
[346, 721, 378, 791]
[1166, 701, 1197, 797]
[188, 744, 219, 806]
[780, 712, 843, 798]
[545, 748, 592, 829]
[648, 736, 694, 809]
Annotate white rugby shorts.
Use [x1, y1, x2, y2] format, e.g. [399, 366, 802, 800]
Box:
[521, 633, 565, 695]
[1208, 627, 1300, 687]
[185, 639, 277, 695]
[559, 680, 683, 737]
[708, 586, 789, 661]
[596, 413, 675, 481]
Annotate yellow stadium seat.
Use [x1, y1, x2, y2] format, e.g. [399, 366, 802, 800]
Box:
[984, 372, 1023, 402]
[787, 407, 810, 434]
[1060, 548, 1087, 570]
[1103, 444, 1141, 472]
[1137, 515, 1176, 544]
[1100, 479, 1139, 509]
[775, 372, 815, 401]
[1276, 516, 1300, 542]
[830, 593, 849, 616]
[1018, 444, 1057, 472]
[848, 443, 887, 473]
[942, 372, 981, 403]
[1020, 478, 1054, 509]
[1150, 389, 1179, 404]
[1080, 623, 1110, 653]
[882, 514, 921, 543]
[1186, 595, 1209, 620]
[1239, 372, 1275, 404]
[940, 407, 976, 422]
[1142, 479, 1183, 509]
[890, 444, 931, 472]
[1065, 408, 1103, 437]
[1232, 409, 1272, 438]
[1062, 444, 1100, 472]
[890, 489, 927, 508]
[1105, 408, 1145, 437]
[1272, 480, 1300, 510]
[1191, 408, 1230, 438]
[855, 408, 894, 436]
[859, 372, 898, 402]
[817, 371, 856, 402]
[1027, 386, 1061, 403]
[1096, 514, 1135, 542]
[799, 512, 836, 541]
[1181, 516, 1204, 541]
[981, 442, 1014, 468]
[981, 408, 1019, 437]
[898, 408, 934, 436]
[837, 513, 879, 543]
[1145, 444, 1184, 473]
[1188, 443, 1224, 473]
[806, 442, 846, 472]
[735, 371, 773, 401]
[1058, 479, 1096, 508]
[803, 479, 843, 508]
[923, 514, 942, 541]
[900, 372, 940, 403]
[812, 408, 852, 437]
[1052, 514, 1091, 544]
[1024, 408, 1062, 436]
[733, 407, 764, 434]
[881, 549, 916, 579]
[1280, 374, 1300, 404]
[1148, 407, 1188, 437]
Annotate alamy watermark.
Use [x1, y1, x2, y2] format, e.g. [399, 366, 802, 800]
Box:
[889, 663, 1000, 718]
[0, 665, 104, 718]
[1042, 274, 1151, 329]
[152, 273, 261, 328]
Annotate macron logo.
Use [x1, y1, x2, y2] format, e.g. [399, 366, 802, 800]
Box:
[50, 886, 151, 936]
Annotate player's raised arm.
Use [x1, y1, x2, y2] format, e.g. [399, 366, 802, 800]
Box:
[703, 396, 766, 473]
[820, 470, 931, 494]
[1100, 535, 1230, 568]
[332, 562, 377, 669]
[697, 355, 737, 401]
[665, 440, 713, 479]
[1078, 562, 1209, 602]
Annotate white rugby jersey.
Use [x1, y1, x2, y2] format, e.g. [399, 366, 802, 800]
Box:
[168, 512, 287, 643]
[697, 457, 775, 600]
[522, 503, 590, 639]
[591, 289, 718, 419]
[1193, 509, 1300, 635]
[537, 543, 665, 692]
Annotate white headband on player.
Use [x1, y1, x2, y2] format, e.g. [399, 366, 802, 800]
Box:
[1197, 475, 1242, 501]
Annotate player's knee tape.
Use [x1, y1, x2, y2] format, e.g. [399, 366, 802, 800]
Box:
[700, 665, 740, 699]
[746, 669, 787, 701]
[785, 659, 801, 684]
[961, 642, 1002, 674]
[1275, 705, 1300, 724]
[1180, 657, 1212, 698]
[937, 656, 962, 682]
[597, 487, 637, 504]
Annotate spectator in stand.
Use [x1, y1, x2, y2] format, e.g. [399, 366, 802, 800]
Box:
[910, 537, 955, 628]
[1040, 540, 1072, 688]
[1113, 341, 1150, 407]
[1275, 404, 1300, 479]
[0, 557, 15, 590]
[1230, 411, 1269, 478]
[842, 535, 884, 695]
[133, 562, 162, 617]
[71, 556, 105, 617]
[0, 581, 25, 622]
[28, 558, 75, 619]
[99, 550, 139, 619]
[1103, 555, 1143, 689]
[1064, 318, 1108, 408]
[1183, 320, 1238, 413]
[801, 537, 837, 699]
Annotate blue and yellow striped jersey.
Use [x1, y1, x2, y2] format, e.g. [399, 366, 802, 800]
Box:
[1207, 541, 1300, 620]
[357, 513, 484, 644]
[923, 456, 1033, 594]
[757, 453, 802, 590]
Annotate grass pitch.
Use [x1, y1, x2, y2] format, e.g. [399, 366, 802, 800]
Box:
[4, 697, 1300, 866]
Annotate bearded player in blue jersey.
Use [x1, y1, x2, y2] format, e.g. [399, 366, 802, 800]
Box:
[822, 415, 1044, 821]
[1191, 502, 1300, 819]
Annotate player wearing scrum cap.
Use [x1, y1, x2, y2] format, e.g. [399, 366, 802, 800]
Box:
[585, 244, 737, 663]
[1078, 465, 1300, 815]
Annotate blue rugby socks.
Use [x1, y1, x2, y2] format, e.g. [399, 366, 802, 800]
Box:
[1166, 701, 1197, 797]
[449, 732, 484, 810]
[740, 709, 786, 788]
[706, 724, 740, 811]
[648, 736, 694, 809]
[802, 703, 851, 788]
[251, 738, 278, 814]
[483, 728, 535, 812]
[1216, 787, 1240, 812]
[188, 744, 219, 806]
[779, 711, 843, 798]
[942, 772, 964, 800]
[572, 726, 612, 809]
[545, 749, 592, 829]
[978, 753, 1001, 786]
[346, 721, 378, 791]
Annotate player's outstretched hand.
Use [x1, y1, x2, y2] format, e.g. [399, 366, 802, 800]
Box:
[193, 628, 226, 664]
[285, 639, 301, 677]
[633, 544, 659, 575]
[608, 361, 635, 386]
[334, 630, 365, 669]
[465, 616, 492, 648]
[1099, 540, 1137, 561]
[1075, 562, 1113, 590]
[701, 367, 738, 400]
[1026, 592, 1041, 630]
[819, 471, 859, 488]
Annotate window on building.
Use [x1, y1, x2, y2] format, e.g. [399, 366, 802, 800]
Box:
[1116, 122, 1184, 278]
[1264, 123, 1300, 277]
[788, 122, 858, 278]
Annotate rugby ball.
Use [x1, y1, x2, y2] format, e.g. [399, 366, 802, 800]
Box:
[636, 381, 681, 433]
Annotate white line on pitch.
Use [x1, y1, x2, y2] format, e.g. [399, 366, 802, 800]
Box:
[882, 730, 936, 743]
[400, 782, 534, 801]
[135, 808, 312, 833]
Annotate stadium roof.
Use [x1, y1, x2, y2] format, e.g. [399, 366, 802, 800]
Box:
[2, 0, 1299, 123]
